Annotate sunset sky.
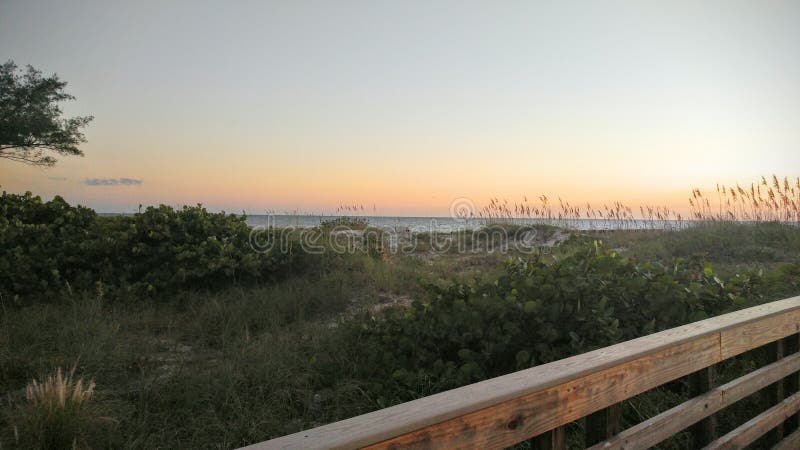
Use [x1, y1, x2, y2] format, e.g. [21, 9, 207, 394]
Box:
[1, 1, 798, 216]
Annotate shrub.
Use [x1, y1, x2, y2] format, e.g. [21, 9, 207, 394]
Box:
[0, 193, 97, 300]
[0, 192, 294, 303]
[345, 242, 790, 403]
[318, 217, 370, 230]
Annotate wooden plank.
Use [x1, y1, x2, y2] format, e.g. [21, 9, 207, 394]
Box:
[766, 340, 787, 444]
[586, 404, 622, 445]
[783, 334, 800, 434]
[244, 296, 800, 450]
[689, 366, 717, 447]
[361, 335, 719, 449]
[703, 390, 800, 450]
[720, 308, 800, 359]
[772, 428, 800, 450]
[587, 352, 800, 450]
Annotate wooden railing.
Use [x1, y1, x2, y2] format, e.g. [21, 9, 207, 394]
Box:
[243, 295, 800, 450]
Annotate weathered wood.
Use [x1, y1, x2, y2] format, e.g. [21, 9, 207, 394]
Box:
[765, 339, 786, 444]
[720, 308, 800, 359]
[702, 390, 800, 450]
[532, 426, 566, 450]
[587, 352, 800, 450]
[586, 404, 622, 445]
[689, 365, 717, 447]
[244, 296, 800, 450]
[783, 334, 800, 434]
[773, 427, 800, 450]
[361, 336, 719, 450]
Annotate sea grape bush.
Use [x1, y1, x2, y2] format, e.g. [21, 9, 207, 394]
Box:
[0, 193, 96, 299]
[98, 205, 292, 293]
[348, 243, 799, 402]
[0, 192, 292, 302]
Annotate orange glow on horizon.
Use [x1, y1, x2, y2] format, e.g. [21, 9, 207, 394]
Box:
[0, 158, 750, 218]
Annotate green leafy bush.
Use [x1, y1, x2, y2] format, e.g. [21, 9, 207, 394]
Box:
[0, 193, 97, 299]
[318, 217, 370, 230]
[346, 242, 797, 402]
[0, 192, 293, 303]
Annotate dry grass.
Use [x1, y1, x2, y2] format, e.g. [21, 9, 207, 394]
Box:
[3, 366, 102, 449]
[24, 367, 95, 412]
[471, 175, 799, 230]
[690, 175, 800, 223]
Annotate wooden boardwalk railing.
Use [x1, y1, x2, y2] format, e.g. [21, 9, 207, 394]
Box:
[243, 295, 800, 450]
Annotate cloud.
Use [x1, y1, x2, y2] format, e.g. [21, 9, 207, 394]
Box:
[84, 177, 143, 186]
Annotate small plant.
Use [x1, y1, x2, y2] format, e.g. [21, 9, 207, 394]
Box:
[3, 367, 98, 449]
[25, 367, 95, 410]
[319, 216, 370, 230]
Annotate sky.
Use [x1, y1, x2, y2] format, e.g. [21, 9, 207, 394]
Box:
[1, 0, 798, 216]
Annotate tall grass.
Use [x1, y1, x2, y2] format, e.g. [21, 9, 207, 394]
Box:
[472, 175, 799, 230]
[690, 175, 800, 222]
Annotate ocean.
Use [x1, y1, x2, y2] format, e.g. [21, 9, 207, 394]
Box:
[243, 215, 692, 232]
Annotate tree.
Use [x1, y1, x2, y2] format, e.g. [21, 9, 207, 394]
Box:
[0, 61, 93, 166]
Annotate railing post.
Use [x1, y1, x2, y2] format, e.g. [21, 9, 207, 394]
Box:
[533, 426, 566, 450]
[763, 339, 786, 444]
[785, 333, 800, 435]
[688, 365, 717, 447]
[585, 404, 621, 446]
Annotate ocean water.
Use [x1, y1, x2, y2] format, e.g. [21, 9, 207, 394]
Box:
[244, 215, 692, 232]
[98, 212, 693, 231]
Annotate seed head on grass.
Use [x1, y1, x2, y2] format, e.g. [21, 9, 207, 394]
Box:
[3, 366, 100, 449]
[25, 367, 96, 411]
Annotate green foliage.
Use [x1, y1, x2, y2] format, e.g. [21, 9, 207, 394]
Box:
[0, 60, 93, 166]
[596, 222, 800, 264]
[307, 219, 386, 261]
[318, 216, 370, 230]
[347, 243, 796, 401]
[0, 256, 421, 449]
[0, 192, 293, 302]
[0, 192, 96, 300]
